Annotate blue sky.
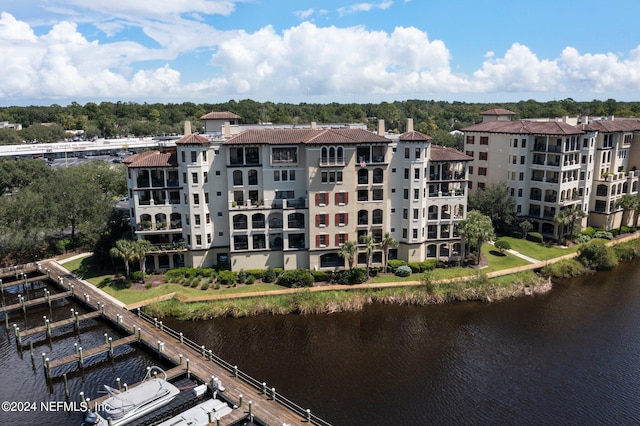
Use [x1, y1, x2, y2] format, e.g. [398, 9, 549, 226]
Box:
[1, 0, 640, 106]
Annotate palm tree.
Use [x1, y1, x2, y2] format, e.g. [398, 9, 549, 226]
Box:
[457, 210, 495, 265]
[615, 194, 640, 233]
[378, 232, 398, 273]
[553, 209, 573, 242]
[359, 233, 376, 277]
[109, 239, 136, 279]
[338, 240, 358, 270]
[132, 239, 156, 283]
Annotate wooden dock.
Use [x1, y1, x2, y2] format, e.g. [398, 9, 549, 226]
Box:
[0, 291, 71, 314]
[20, 311, 102, 339]
[39, 259, 330, 426]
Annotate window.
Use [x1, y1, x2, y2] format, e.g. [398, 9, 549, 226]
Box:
[373, 168, 383, 184]
[404, 147, 410, 159]
[466, 136, 475, 145]
[372, 209, 383, 225]
[191, 151, 197, 162]
[216, 170, 221, 176]
[415, 148, 421, 159]
[321, 170, 343, 183]
[196, 234, 202, 245]
[336, 233, 348, 245]
[203, 172, 208, 183]
[233, 170, 243, 186]
[336, 213, 348, 226]
[465, 151, 474, 158]
[520, 156, 526, 165]
[316, 214, 328, 227]
[204, 192, 209, 203]
[480, 136, 488, 145]
[478, 167, 487, 176]
[316, 192, 328, 206]
[413, 208, 419, 220]
[272, 147, 297, 163]
[479, 152, 488, 161]
[192, 172, 198, 184]
[412, 229, 418, 239]
[193, 193, 200, 205]
[358, 210, 369, 225]
[207, 233, 211, 244]
[253, 234, 266, 249]
[513, 138, 518, 148]
[372, 189, 383, 200]
[194, 214, 201, 225]
[404, 168, 410, 179]
[518, 188, 523, 197]
[206, 213, 210, 224]
[234, 235, 248, 250]
[248, 169, 258, 185]
[288, 233, 305, 249]
[403, 188, 409, 200]
[403, 208, 408, 220]
[478, 182, 485, 189]
[414, 168, 420, 179]
[521, 139, 526, 148]
[469, 166, 474, 174]
[335, 192, 348, 205]
[519, 172, 524, 181]
[414, 188, 420, 200]
[181, 151, 186, 162]
[233, 214, 248, 230]
[202, 151, 207, 161]
[182, 172, 187, 184]
[316, 234, 329, 248]
[357, 189, 368, 202]
[402, 228, 408, 239]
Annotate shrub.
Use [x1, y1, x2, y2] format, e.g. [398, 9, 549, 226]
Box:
[237, 269, 247, 284]
[310, 270, 331, 282]
[494, 239, 512, 253]
[277, 269, 314, 288]
[575, 234, 591, 243]
[526, 232, 544, 243]
[592, 230, 613, 240]
[395, 265, 412, 277]
[582, 226, 596, 237]
[578, 239, 618, 270]
[620, 225, 632, 234]
[337, 268, 368, 284]
[387, 259, 407, 273]
[214, 283, 220, 290]
[217, 270, 237, 285]
[246, 275, 256, 285]
[200, 282, 210, 290]
[263, 267, 277, 283]
[244, 269, 266, 280]
[190, 278, 199, 288]
[540, 259, 586, 278]
[145, 281, 153, 289]
[131, 271, 143, 281]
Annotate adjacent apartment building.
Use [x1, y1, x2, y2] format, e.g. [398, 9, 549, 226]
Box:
[462, 109, 640, 238]
[124, 114, 471, 272]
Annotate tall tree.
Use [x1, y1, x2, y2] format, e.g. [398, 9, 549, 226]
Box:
[615, 194, 640, 232]
[338, 240, 358, 270]
[132, 239, 156, 282]
[468, 182, 516, 232]
[109, 239, 136, 279]
[359, 234, 376, 277]
[457, 210, 496, 265]
[378, 232, 398, 273]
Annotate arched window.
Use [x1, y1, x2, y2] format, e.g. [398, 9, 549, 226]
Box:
[321, 147, 328, 164]
[358, 209, 368, 225]
[358, 168, 368, 184]
[426, 244, 437, 258]
[439, 244, 450, 257]
[233, 214, 248, 230]
[428, 205, 438, 220]
[329, 147, 336, 163]
[252, 213, 266, 229]
[596, 184, 608, 197]
[288, 213, 305, 229]
[373, 168, 384, 184]
[337, 147, 344, 162]
[248, 169, 258, 185]
[233, 170, 243, 186]
[372, 209, 383, 225]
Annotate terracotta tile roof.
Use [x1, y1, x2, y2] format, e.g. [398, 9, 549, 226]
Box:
[224, 128, 391, 145]
[175, 134, 210, 145]
[399, 131, 433, 141]
[200, 111, 242, 120]
[583, 119, 640, 133]
[126, 151, 177, 168]
[429, 145, 473, 162]
[461, 120, 583, 135]
[480, 108, 517, 116]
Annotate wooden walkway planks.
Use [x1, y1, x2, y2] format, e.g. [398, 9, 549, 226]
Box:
[40, 259, 318, 425]
[48, 335, 138, 372]
[0, 291, 71, 314]
[21, 311, 102, 339]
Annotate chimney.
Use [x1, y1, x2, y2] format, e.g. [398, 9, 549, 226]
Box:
[311, 122, 317, 130]
[378, 119, 385, 136]
[184, 121, 192, 136]
[223, 122, 231, 138]
[407, 118, 414, 133]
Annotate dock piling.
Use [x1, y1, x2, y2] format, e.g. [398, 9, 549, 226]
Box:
[186, 358, 190, 378]
[179, 332, 183, 343]
[116, 377, 121, 391]
[63, 373, 69, 398]
[306, 408, 311, 422]
[78, 346, 84, 368]
[249, 401, 253, 419]
[108, 337, 113, 357]
[15, 325, 22, 346]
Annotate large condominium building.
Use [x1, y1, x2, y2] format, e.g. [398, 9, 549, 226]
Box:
[124, 115, 471, 272]
[462, 109, 640, 238]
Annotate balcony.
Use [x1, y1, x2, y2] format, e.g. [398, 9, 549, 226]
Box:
[319, 157, 345, 167]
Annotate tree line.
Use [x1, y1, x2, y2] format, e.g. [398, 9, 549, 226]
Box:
[1, 98, 639, 149]
[0, 159, 128, 265]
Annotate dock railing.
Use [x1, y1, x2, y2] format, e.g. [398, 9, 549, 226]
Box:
[136, 308, 332, 426]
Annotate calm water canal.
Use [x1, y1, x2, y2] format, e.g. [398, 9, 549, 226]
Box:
[2, 261, 640, 425]
[164, 261, 640, 425]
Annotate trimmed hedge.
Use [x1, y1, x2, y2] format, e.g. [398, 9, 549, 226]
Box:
[311, 270, 331, 282]
[526, 232, 544, 243]
[387, 259, 407, 273]
[277, 269, 314, 288]
[395, 265, 412, 277]
[337, 268, 368, 284]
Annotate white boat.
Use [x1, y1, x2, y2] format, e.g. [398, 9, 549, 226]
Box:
[156, 398, 233, 426]
[84, 366, 180, 426]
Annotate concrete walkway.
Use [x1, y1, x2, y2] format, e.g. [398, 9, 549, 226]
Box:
[487, 241, 539, 263]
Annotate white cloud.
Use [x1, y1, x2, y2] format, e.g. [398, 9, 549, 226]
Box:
[2, 10, 640, 104]
[338, 1, 393, 16]
[294, 9, 315, 20]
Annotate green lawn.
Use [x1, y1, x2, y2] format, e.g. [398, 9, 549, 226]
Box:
[61, 255, 284, 305]
[497, 236, 580, 260]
